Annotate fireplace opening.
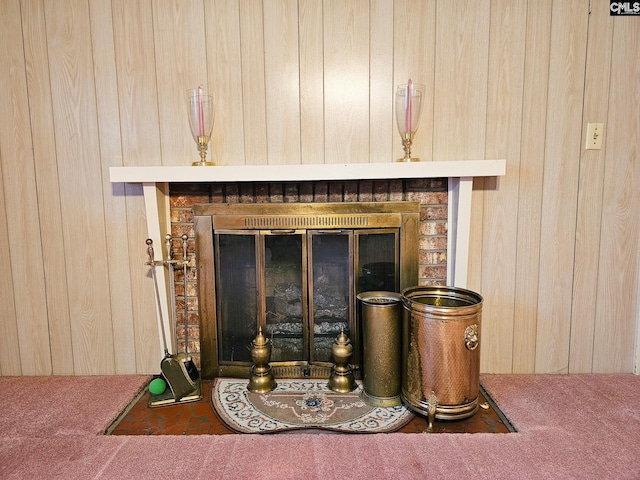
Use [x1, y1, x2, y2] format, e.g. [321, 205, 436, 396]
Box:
[194, 202, 420, 379]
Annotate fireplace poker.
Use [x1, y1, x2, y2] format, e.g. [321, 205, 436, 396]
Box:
[165, 234, 178, 351]
[146, 238, 201, 406]
[180, 234, 199, 382]
[147, 239, 170, 358]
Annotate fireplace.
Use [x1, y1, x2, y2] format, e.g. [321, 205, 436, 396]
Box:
[109, 160, 506, 371]
[193, 201, 420, 379]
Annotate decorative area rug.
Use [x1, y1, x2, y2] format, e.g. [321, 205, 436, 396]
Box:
[211, 378, 414, 434]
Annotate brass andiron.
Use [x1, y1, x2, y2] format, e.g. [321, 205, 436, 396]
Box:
[247, 327, 277, 393]
[328, 329, 356, 393]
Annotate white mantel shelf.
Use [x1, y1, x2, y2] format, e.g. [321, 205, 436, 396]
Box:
[111, 160, 505, 356]
[109, 159, 505, 183]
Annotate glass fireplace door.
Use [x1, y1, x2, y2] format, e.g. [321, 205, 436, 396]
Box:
[309, 231, 352, 364]
[214, 228, 399, 375]
[356, 230, 399, 294]
[215, 233, 257, 364]
[264, 232, 306, 363]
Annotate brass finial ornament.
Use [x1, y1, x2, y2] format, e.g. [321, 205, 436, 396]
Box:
[247, 327, 277, 393]
[328, 329, 356, 392]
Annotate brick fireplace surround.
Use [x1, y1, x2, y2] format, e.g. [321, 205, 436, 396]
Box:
[109, 160, 506, 367]
[170, 178, 448, 368]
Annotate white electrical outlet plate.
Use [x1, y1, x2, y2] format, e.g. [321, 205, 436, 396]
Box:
[586, 123, 604, 150]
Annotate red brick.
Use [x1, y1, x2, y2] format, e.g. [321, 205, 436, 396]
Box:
[419, 265, 447, 279]
[284, 183, 299, 202]
[170, 208, 193, 223]
[344, 181, 359, 202]
[422, 206, 448, 220]
[420, 236, 448, 250]
[329, 182, 343, 202]
[421, 220, 447, 236]
[419, 250, 447, 265]
[299, 182, 314, 202]
[358, 180, 373, 201]
[269, 183, 283, 202]
[389, 180, 404, 201]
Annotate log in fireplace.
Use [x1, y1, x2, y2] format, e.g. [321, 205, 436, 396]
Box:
[193, 202, 420, 379]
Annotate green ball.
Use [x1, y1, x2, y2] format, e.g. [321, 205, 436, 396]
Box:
[149, 377, 166, 396]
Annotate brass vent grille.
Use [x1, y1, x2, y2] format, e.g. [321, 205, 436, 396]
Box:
[244, 215, 370, 229]
[272, 364, 332, 379]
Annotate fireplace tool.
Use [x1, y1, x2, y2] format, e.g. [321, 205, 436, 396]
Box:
[175, 234, 200, 384]
[146, 238, 201, 407]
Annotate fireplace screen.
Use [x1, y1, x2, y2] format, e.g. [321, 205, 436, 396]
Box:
[194, 202, 419, 379]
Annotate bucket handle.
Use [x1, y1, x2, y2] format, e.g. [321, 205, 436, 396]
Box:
[464, 324, 479, 351]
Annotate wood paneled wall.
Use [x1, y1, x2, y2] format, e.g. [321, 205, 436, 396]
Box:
[0, 0, 638, 375]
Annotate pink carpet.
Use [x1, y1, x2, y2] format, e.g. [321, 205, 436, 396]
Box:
[1, 374, 639, 479]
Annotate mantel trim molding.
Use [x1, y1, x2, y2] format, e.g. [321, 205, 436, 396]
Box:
[109, 159, 505, 183]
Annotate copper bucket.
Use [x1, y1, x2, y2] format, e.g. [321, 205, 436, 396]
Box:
[401, 286, 482, 421]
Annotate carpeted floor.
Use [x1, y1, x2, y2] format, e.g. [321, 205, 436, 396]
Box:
[1, 374, 639, 479]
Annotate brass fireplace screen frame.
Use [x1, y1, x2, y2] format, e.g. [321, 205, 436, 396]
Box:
[193, 201, 419, 379]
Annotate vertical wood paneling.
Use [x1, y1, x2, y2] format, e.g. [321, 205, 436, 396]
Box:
[0, 1, 22, 375]
[112, 0, 162, 166]
[298, 0, 325, 165]
[369, 0, 394, 163]
[433, 1, 490, 292]
[264, 0, 301, 164]
[205, 0, 245, 165]
[112, 0, 164, 373]
[0, 0, 51, 375]
[45, 0, 115, 374]
[0, 0, 638, 376]
[21, 0, 74, 374]
[89, 0, 138, 374]
[153, 0, 208, 166]
[323, 0, 370, 164]
[393, 0, 435, 162]
[0, 171, 20, 374]
[433, 1, 489, 161]
[535, 0, 589, 374]
[569, 0, 613, 373]
[512, 0, 552, 373]
[592, 17, 640, 373]
[239, 0, 268, 165]
[480, 0, 527, 373]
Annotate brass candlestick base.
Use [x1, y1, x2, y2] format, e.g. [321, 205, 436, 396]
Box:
[397, 132, 420, 162]
[192, 135, 215, 166]
[248, 328, 276, 393]
[328, 330, 356, 393]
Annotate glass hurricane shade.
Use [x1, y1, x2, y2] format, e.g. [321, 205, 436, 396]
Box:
[187, 88, 214, 141]
[395, 83, 425, 135]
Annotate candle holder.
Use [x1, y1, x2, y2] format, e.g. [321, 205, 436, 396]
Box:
[187, 87, 215, 166]
[395, 82, 425, 162]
